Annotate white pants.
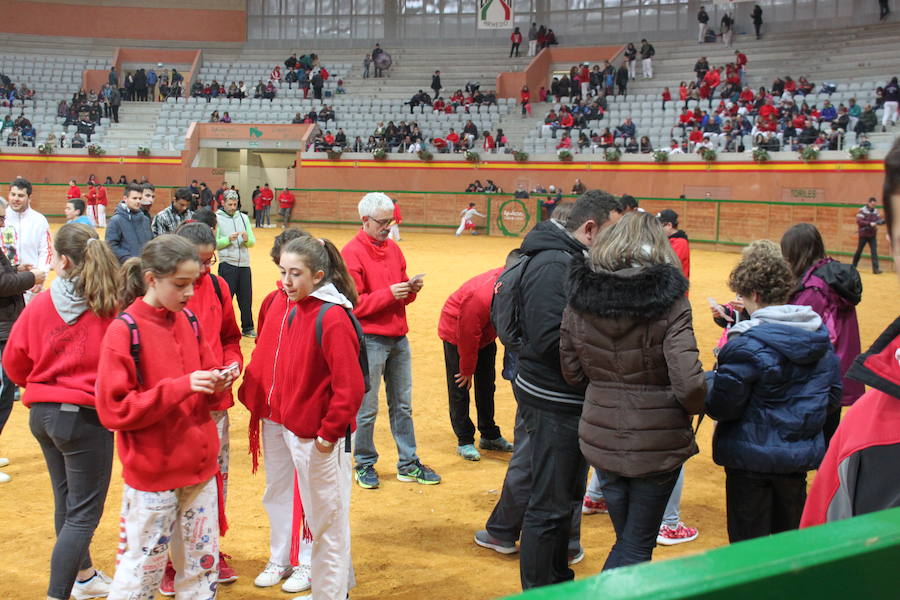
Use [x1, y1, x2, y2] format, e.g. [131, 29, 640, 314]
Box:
[883, 101, 899, 127]
[388, 224, 401, 241]
[109, 479, 219, 600]
[456, 217, 473, 235]
[580, 81, 589, 98]
[627, 60, 635, 80]
[88, 204, 106, 228]
[212, 410, 230, 502]
[722, 29, 733, 47]
[285, 432, 355, 600]
[699, 23, 708, 42]
[642, 58, 653, 79]
[528, 40, 537, 56]
[262, 419, 312, 567]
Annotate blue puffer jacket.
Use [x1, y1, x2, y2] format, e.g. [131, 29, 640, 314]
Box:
[707, 304, 843, 474]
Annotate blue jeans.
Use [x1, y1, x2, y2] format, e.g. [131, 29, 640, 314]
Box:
[587, 466, 685, 528]
[598, 468, 680, 570]
[354, 334, 419, 471]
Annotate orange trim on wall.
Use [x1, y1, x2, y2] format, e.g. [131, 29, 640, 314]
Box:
[3, 1, 246, 41]
[496, 45, 625, 98]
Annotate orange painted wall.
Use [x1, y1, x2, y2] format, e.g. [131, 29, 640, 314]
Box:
[2, 1, 246, 42]
[496, 45, 624, 98]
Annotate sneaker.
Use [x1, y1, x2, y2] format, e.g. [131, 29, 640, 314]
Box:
[582, 495, 609, 515]
[281, 563, 311, 593]
[473, 529, 518, 555]
[159, 562, 176, 596]
[479, 436, 513, 452]
[354, 465, 380, 489]
[71, 569, 112, 600]
[242, 329, 257, 338]
[567, 548, 585, 566]
[0, 457, 8, 468]
[457, 444, 481, 461]
[397, 460, 441, 485]
[657, 522, 699, 546]
[0, 471, 9, 483]
[254, 561, 293, 587]
[218, 552, 238, 583]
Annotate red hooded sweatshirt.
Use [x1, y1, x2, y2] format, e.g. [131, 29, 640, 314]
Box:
[278, 190, 296, 209]
[66, 185, 82, 200]
[96, 298, 220, 492]
[273, 293, 365, 443]
[3, 290, 113, 408]
[187, 272, 243, 411]
[438, 267, 502, 377]
[341, 228, 417, 337]
[259, 187, 274, 207]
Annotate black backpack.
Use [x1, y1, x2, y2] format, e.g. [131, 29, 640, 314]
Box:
[490, 253, 533, 353]
[117, 308, 200, 386]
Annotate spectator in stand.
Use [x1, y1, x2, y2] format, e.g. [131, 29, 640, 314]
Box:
[210, 110, 220, 123]
[721, 12, 734, 47]
[624, 43, 637, 80]
[510, 28, 522, 58]
[482, 130, 496, 154]
[372, 43, 385, 78]
[882, 77, 899, 132]
[520, 85, 531, 118]
[221, 112, 232, 124]
[640, 39, 655, 79]
[615, 117, 636, 140]
[662, 87, 672, 110]
[527, 23, 538, 56]
[431, 70, 442, 99]
[616, 63, 629, 98]
[855, 104, 878, 138]
[151, 188, 193, 237]
[556, 132, 573, 151]
[545, 29, 558, 47]
[363, 53, 371, 79]
[752, 4, 764, 39]
[697, 5, 710, 43]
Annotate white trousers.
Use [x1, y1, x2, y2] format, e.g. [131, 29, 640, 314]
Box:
[388, 224, 401, 241]
[642, 58, 653, 79]
[456, 217, 472, 235]
[528, 40, 537, 56]
[285, 431, 355, 600]
[262, 419, 312, 567]
[88, 204, 106, 228]
[627, 60, 636, 79]
[883, 101, 899, 127]
[109, 479, 219, 600]
[699, 23, 708, 42]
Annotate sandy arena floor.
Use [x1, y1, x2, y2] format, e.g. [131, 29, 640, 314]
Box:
[0, 225, 895, 600]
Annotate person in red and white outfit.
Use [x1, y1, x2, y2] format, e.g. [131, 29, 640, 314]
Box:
[86, 181, 109, 228]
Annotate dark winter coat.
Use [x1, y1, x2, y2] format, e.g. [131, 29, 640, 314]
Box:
[707, 305, 843, 474]
[560, 261, 706, 478]
[0, 248, 35, 341]
[105, 203, 152, 263]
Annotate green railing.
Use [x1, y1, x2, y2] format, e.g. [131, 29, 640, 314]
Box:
[507, 507, 900, 600]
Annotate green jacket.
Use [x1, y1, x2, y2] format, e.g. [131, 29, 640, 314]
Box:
[215, 209, 255, 268]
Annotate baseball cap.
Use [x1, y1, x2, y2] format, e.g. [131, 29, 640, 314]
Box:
[657, 209, 678, 225]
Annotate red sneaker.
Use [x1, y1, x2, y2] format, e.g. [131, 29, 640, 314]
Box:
[218, 552, 238, 583]
[159, 561, 176, 596]
[582, 495, 609, 515]
[657, 522, 699, 546]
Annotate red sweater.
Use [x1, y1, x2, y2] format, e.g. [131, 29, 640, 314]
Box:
[238, 284, 291, 424]
[3, 290, 113, 408]
[438, 267, 502, 377]
[272, 296, 365, 442]
[186, 273, 243, 411]
[96, 298, 220, 492]
[341, 228, 416, 336]
[278, 191, 296, 209]
[259, 188, 274, 207]
[66, 185, 81, 200]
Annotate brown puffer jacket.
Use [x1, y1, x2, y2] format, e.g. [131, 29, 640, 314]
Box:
[560, 259, 706, 478]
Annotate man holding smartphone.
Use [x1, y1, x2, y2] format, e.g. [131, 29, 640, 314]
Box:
[342, 192, 440, 490]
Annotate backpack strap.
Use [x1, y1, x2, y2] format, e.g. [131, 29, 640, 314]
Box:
[208, 272, 223, 304]
[116, 311, 143, 386]
[182, 307, 201, 344]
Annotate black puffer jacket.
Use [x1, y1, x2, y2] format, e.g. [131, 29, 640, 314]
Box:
[560, 259, 706, 478]
[0, 249, 35, 341]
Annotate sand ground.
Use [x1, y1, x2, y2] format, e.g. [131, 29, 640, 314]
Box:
[0, 225, 895, 600]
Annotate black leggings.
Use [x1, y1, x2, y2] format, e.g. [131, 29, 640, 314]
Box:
[219, 262, 254, 333]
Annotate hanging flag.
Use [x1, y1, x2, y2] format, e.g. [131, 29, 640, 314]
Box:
[477, 0, 514, 30]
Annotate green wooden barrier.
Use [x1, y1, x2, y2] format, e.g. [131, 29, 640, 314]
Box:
[507, 507, 900, 600]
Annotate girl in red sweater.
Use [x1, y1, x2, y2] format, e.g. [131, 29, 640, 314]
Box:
[257, 235, 365, 600]
[3, 223, 120, 600]
[96, 235, 235, 599]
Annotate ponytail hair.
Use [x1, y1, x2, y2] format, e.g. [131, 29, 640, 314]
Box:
[120, 235, 199, 307]
[281, 236, 358, 305]
[54, 223, 121, 317]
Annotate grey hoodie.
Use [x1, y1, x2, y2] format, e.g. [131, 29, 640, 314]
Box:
[50, 277, 89, 325]
[215, 208, 255, 268]
[728, 304, 823, 339]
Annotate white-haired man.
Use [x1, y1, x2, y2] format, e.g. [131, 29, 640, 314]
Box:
[341, 192, 440, 489]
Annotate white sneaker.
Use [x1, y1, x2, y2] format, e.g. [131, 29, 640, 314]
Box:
[71, 569, 112, 600]
[0, 457, 9, 468]
[254, 562, 292, 587]
[281, 563, 311, 593]
[0, 471, 10, 483]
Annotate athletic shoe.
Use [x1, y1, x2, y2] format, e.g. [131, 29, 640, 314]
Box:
[242, 329, 258, 338]
[479, 436, 514, 452]
[218, 552, 238, 583]
[457, 444, 481, 461]
[254, 561, 293, 587]
[281, 563, 311, 593]
[71, 569, 112, 600]
[567, 548, 585, 566]
[474, 529, 518, 555]
[657, 522, 699, 546]
[0, 471, 9, 483]
[397, 460, 441, 485]
[159, 562, 176, 596]
[0, 457, 8, 468]
[582, 495, 609, 515]
[354, 465, 380, 489]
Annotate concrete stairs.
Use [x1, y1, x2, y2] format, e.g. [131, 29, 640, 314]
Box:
[96, 101, 162, 153]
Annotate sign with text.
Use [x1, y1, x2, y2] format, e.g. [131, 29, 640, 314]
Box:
[496, 197, 530, 236]
[478, 0, 514, 29]
[782, 188, 826, 203]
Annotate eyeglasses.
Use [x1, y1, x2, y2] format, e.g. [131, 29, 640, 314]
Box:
[370, 217, 394, 228]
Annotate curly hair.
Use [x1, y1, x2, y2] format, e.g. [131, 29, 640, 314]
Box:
[741, 239, 782, 260]
[728, 251, 795, 305]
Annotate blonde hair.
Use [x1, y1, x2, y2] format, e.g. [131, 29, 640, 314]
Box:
[589, 211, 680, 272]
[120, 235, 198, 307]
[742, 239, 782, 259]
[54, 223, 121, 317]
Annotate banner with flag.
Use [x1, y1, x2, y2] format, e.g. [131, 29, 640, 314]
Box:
[478, 0, 514, 29]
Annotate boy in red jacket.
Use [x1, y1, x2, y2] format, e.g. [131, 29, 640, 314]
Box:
[277, 187, 296, 229]
[341, 192, 440, 489]
[66, 178, 81, 200]
[658, 208, 690, 280]
[439, 263, 515, 461]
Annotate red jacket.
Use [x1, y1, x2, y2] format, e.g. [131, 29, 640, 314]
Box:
[259, 187, 274, 207]
[438, 267, 502, 377]
[86, 185, 108, 206]
[801, 320, 900, 527]
[3, 290, 113, 408]
[668, 231, 691, 280]
[272, 296, 365, 443]
[511, 32, 523, 44]
[186, 273, 243, 411]
[66, 185, 81, 200]
[96, 299, 220, 492]
[278, 190, 296, 209]
[342, 228, 416, 337]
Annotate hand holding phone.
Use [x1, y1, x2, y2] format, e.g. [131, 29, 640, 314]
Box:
[409, 273, 426, 292]
[707, 297, 733, 322]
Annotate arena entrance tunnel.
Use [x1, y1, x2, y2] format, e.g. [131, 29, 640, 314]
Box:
[505, 507, 900, 600]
